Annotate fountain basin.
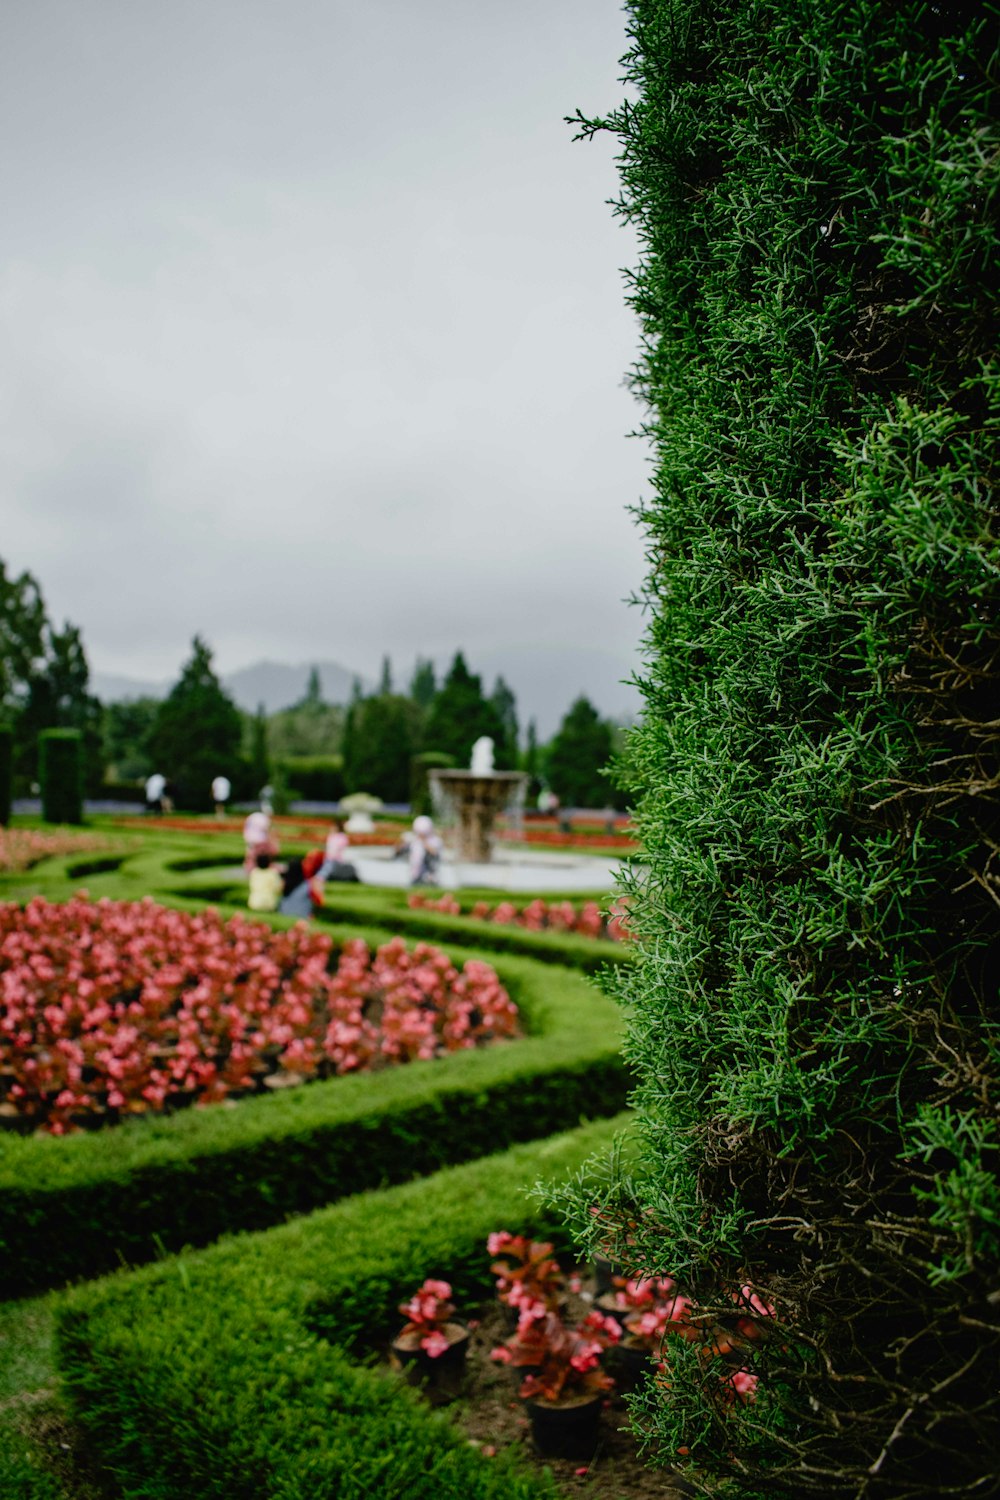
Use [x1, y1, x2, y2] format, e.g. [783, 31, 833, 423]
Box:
[428, 769, 527, 864]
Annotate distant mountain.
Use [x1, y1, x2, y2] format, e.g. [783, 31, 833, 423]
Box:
[91, 660, 370, 714]
[91, 646, 641, 737]
[474, 644, 641, 740]
[89, 671, 173, 704]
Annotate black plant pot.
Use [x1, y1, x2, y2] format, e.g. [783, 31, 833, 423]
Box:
[525, 1392, 603, 1459]
[607, 1335, 654, 1394]
[592, 1254, 617, 1296]
[390, 1322, 470, 1405]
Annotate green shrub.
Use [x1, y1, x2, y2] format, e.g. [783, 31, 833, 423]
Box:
[97, 780, 147, 805]
[38, 729, 83, 825]
[561, 3, 1000, 1496]
[0, 725, 12, 825]
[410, 750, 456, 815]
[56, 1119, 625, 1500]
[277, 754, 345, 803]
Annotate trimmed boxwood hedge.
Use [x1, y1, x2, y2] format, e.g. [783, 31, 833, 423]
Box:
[2, 832, 631, 975]
[0, 855, 628, 1296]
[56, 1117, 626, 1500]
[38, 730, 84, 826]
[0, 726, 12, 828]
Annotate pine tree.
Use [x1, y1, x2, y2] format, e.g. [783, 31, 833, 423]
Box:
[0, 558, 46, 716]
[16, 622, 105, 793]
[148, 638, 243, 811]
[342, 693, 419, 802]
[545, 697, 612, 808]
[250, 702, 270, 792]
[304, 666, 323, 706]
[489, 676, 519, 769]
[522, 718, 542, 799]
[409, 657, 437, 711]
[422, 652, 504, 766]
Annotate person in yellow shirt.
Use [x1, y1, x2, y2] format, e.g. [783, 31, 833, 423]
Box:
[247, 852, 283, 912]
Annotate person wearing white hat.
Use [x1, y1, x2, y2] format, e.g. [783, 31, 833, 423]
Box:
[212, 775, 231, 817]
[408, 814, 443, 886]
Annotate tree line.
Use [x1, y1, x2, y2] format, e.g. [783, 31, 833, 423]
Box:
[1, 573, 625, 813]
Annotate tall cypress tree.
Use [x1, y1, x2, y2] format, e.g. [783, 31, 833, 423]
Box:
[422, 652, 504, 766]
[148, 638, 243, 811]
[341, 692, 419, 802]
[409, 657, 437, 711]
[545, 697, 613, 808]
[557, 4, 1000, 1495]
[489, 675, 519, 769]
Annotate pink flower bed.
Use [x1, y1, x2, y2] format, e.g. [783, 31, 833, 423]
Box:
[0, 896, 519, 1134]
[0, 828, 117, 874]
[408, 892, 632, 942]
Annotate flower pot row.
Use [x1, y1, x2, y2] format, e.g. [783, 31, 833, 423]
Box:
[384, 1237, 772, 1461]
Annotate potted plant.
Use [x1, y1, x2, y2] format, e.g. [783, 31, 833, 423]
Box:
[390, 1279, 470, 1404]
[491, 1301, 621, 1459]
[488, 1229, 566, 1326]
[339, 791, 383, 834]
[593, 1274, 689, 1391]
[595, 1271, 680, 1328]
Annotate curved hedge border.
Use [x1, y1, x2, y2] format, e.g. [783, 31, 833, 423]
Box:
[6, 833, 631, 973]
[56, 1117, 627, 1500]
[0, 838, 629, 1295]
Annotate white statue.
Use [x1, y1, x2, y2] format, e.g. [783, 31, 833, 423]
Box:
[470, 736, 495, 775]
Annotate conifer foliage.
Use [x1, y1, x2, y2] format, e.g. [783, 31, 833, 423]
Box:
[147, 637, 243, 811]
[566, 4, 1000, 1495]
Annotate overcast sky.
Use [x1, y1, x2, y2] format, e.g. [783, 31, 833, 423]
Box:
[2, 0, 650, 729]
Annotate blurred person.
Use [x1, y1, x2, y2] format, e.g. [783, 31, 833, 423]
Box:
[402, 814, 443, 886]
[243, 809, 277, 871]
[319, 816, 360, 883]
[212, 774, 231, 817]
[247, 851, 283, 912]
[145, 771, 166, 816]
[279, 849, 326, 917]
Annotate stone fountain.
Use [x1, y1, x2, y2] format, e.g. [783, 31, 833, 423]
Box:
[428, 738, 527, 864]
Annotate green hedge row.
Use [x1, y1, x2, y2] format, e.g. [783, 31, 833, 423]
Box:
[277, 754, 345, 803]
[56, 1117, 626, 1500]
[38, 731, 83, 826]
[3, 832, 628, 977]
[315, 885, 629, 975]
[0, 725, 12, 827]
[0, 916, 627, 1296]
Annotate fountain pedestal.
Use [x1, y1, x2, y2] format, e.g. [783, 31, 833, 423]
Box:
[428, 769, 526, 864]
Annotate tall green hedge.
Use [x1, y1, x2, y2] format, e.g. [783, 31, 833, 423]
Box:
[564, 4, 1000, 1496]
[38, 728, 84, 825]
[277, 754, 345, 802]
[0, 725, 12, 826]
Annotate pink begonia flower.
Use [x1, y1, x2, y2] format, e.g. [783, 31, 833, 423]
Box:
[422, 1331, 450, 1359]
[1, 898, 518, 1130]
[490, 1346, 511, 1363]
[735, 1284, 775, 1319]
[731, 1370, 759, 1403]
[422, 1278, 451, 1301]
